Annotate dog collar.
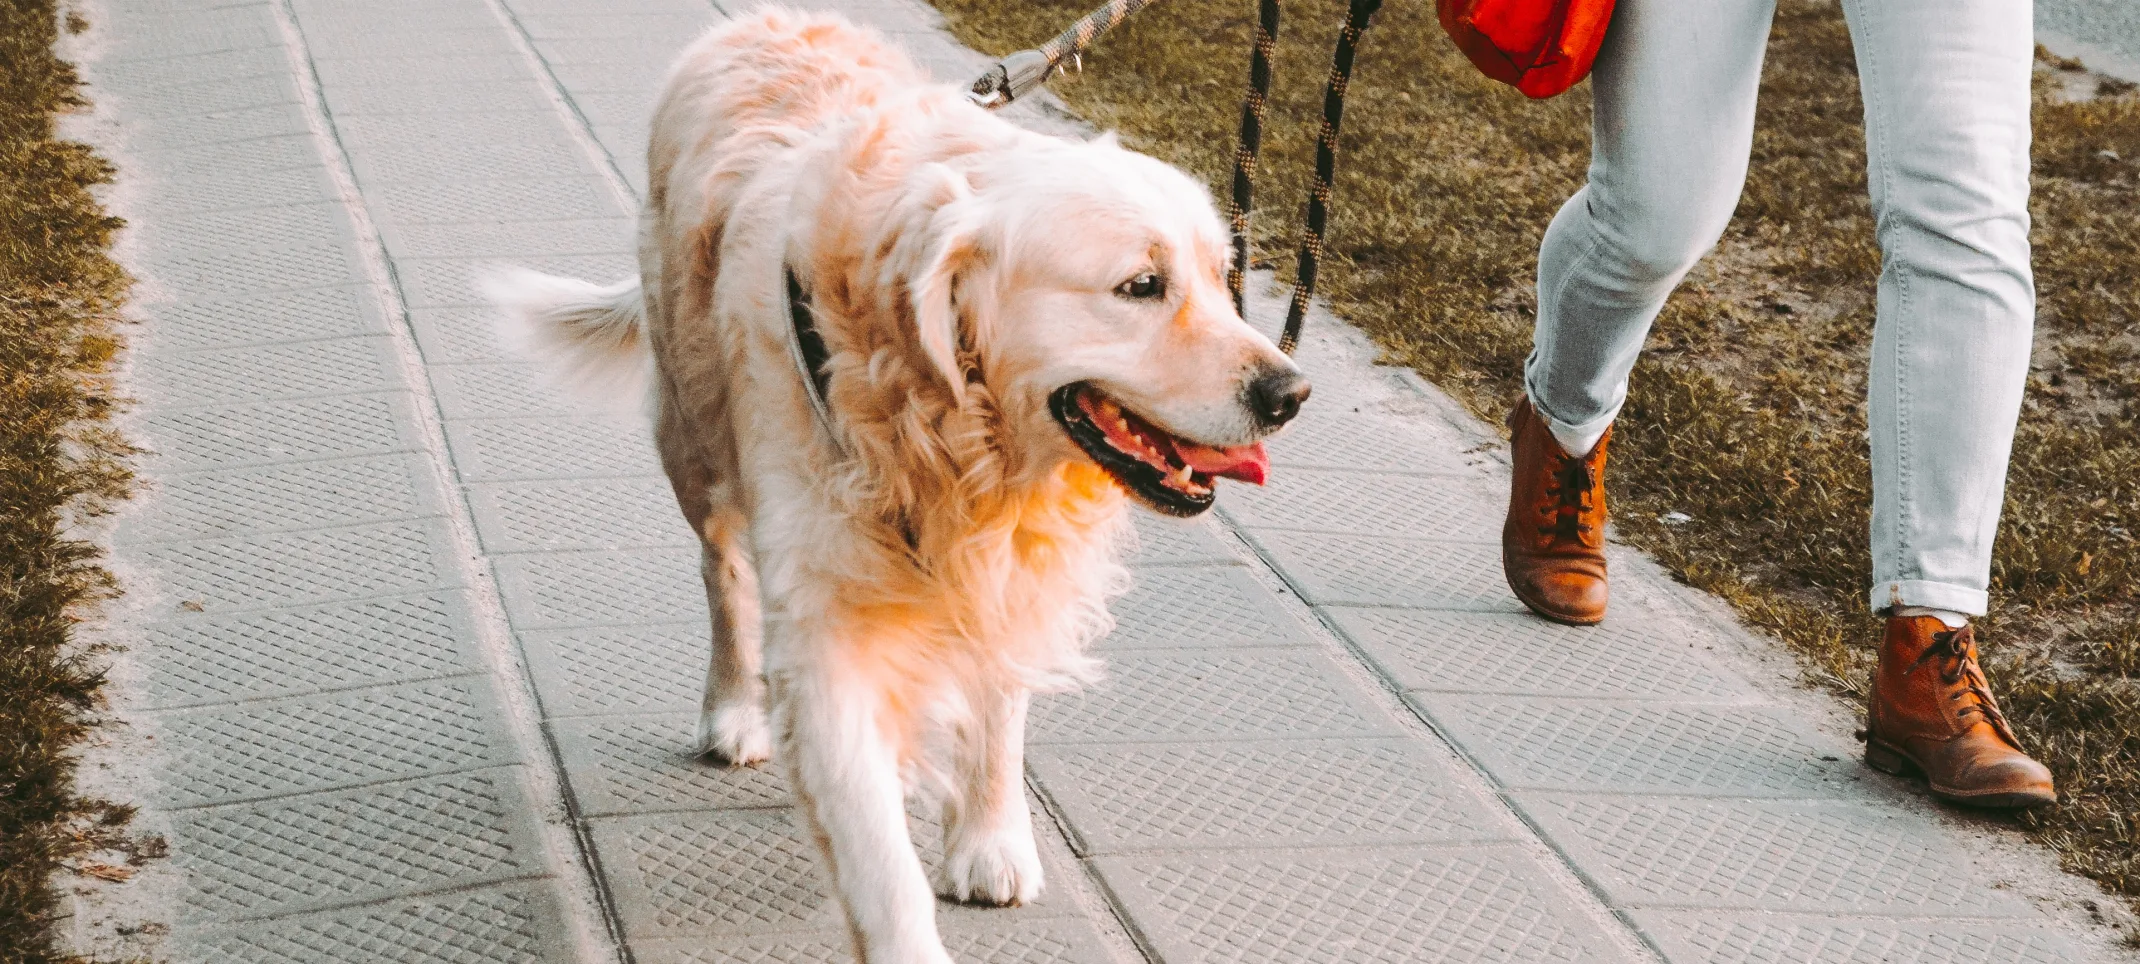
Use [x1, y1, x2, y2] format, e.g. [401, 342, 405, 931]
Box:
[783, 263, 842, 448]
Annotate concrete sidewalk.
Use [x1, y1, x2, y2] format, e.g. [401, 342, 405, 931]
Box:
[56, 0, 2125, 961]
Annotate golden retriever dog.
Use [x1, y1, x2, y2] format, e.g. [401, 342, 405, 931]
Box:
[485, 9, 1307, 962]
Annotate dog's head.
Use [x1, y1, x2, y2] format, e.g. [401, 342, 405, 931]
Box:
[892, 132, 1309, 517]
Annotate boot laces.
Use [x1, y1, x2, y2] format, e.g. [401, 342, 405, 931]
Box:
[1537, 454, 1596, 542]
[1907, 627, 2023, 748]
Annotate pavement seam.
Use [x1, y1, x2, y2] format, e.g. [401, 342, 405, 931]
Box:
[1214, 500, 1676, 962]
[263, 2, 622, 959]
[475, 0, 646, 208]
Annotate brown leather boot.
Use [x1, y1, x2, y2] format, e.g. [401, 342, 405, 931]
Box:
[1863, 616, 2055, 808]
[1501, 397, 1609, 625]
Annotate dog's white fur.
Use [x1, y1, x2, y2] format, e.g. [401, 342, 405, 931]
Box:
[485, 10, 1297, 962]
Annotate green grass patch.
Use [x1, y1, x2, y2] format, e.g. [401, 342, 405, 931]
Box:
[1, 0, 136, 959]
[929, 0, 2140, 913]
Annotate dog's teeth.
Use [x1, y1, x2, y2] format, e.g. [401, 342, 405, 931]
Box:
[1173, 464, 1194, 486]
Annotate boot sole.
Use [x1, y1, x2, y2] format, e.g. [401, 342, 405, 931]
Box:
[1502, 549, 1604, 626]
[1863, 739, 2057, 810]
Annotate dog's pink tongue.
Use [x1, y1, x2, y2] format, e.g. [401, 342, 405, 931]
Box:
[1175, 440, 1270, 486]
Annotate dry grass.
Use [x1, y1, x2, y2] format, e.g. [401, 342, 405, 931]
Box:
[928, 0, 2140, 912]
[1, 1, 135, 959]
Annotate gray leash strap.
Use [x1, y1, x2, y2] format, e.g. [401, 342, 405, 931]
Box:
[968, 0, 1161, 108]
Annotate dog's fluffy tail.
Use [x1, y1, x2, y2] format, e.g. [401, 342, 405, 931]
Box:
[481, 266, 652, 404]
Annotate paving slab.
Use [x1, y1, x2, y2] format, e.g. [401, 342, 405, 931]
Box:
[1091, 846, 1642, 964]
[1027, 738, 1514, 853]
[1517, 793, 2038, 917]
[69, 0, 2125, 959]
[1627, 911, 2087, 964]
[1328, 606, 1755, 699]
[1096, 564, 1317, 650]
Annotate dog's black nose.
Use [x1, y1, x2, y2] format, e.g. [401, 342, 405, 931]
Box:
[1247, 368, 1312, 427]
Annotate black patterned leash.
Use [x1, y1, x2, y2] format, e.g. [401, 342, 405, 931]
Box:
[971, 0, 1381, 356]
[1227, 0, 1282, 318]
[1278, 0, 1381, 354]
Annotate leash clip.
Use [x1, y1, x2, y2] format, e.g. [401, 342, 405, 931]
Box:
[967, 49, 1053, 108]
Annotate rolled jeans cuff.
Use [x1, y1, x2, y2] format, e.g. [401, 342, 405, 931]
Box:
[1870, 579, 1988, 618]
[1527, 386, 1623, 457]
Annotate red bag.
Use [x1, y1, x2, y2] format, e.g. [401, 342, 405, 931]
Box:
[1438, 0, 1617, 99]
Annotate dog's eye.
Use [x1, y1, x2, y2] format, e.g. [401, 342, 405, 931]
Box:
[1114, 272, 1166, 301]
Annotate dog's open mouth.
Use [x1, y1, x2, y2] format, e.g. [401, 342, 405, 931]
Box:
[1050, 383, 1269, 517]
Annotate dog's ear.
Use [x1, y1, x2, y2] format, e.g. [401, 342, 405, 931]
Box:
[909, 167, 981, 405]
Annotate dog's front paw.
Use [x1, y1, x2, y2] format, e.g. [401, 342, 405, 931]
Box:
[696, 702, 771, 766]
[936, 827, 1043, 907]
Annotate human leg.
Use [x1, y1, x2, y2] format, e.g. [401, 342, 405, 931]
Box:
[1526, 0, 1779, 452]
[1844, 0, 2036, 618]
[1843, 0, 2051, 807]
[1506, 0, 1778, 624]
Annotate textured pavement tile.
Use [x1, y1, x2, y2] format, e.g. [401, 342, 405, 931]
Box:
[1266, 406, 1482, 475]
[1518, 794, 2037, 916]
[136, 244, 358, 300]
[409, 305, 520, 364]
[591, 808, 1074, 941]
[123, 105, 314, 152]
[150, 676, 518, 809]
[1247, 530, 1523, 611]
[1028, 738, 1513, 853]
[126, 129, 319, 172]
[131, 337, 401, 409]
[131, 521, 464, 612]
[323, 81, 554, 117]
[1129, 513, 1239, 565]
[379, 217, 634, 260]
[137, 393, 426, 472]
[347, 141, 592, 187]
[138, 204, 348, 265]
[113, 73, 299, 121]
[428, 363, 591, 420]
[552, 713, 788, 815]
[1628, 911, 2084, 964]
[1100, 565, 1317, 650]
[1328, 607, 1754, 700]
[133, 287, 386, 353]
[364, 176, 622, 229]
[492, 547, 705, 629]
[444, 415, 663, 481]
[126, 165, 339, 220]
[91, 45, 293, 90]
[299, 26, 519, 59]
[633, 919, 1117, 964]
[467, 476, 692, 554]
[1028, 649, 1398, 743]
[395, 254, 634, 309]
[130, 517, 451, 608]
[514, 12, 715, 42]
[308, 52, 535, 87]
[166, 768, 549, 922]
[1222, 468, 1495, 540]
[519, 621, 707, 715]
[1422, 697, 1858, 797]
[118, 453, 441, 544]
[171, 882, 578, 964]
[135, 591, 487, 710]
[331, 112, 573, 151]
[1091, 845, 1638, 964]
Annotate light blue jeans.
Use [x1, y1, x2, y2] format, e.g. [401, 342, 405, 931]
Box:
[1525, 0, 2037, 616]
